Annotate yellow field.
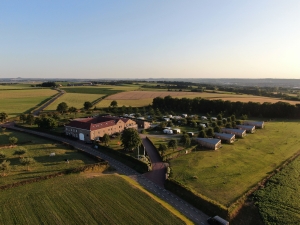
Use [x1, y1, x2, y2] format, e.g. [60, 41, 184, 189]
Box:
[44, 93, 104, 110]
[96, 91, 300, 107]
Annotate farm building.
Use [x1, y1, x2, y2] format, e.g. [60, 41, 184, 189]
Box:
[196, 138, 221, 150]
[134, 119, 151, 129]
[172, 128, 181, 134]
[221, 128, 246, 138]
[65, 115, 137, 142]
[244, 121, 265, 129]
[214, 132, 235, 143]
[236, 125, 255, 133]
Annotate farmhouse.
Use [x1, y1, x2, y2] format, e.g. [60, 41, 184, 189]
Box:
[65, 115, 137, 142]
[236, 125, 255, 133]
[214, 132, 235, 143]
[244, 121, 265, 128]
[196, 138, 221, 150]
[221, 128, 246, 138]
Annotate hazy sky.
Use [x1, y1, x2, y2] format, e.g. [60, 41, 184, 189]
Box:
[1, 1, 299, 79]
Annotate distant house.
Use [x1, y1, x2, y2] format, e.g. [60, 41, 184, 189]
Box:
[221, 128, 246, 138]
[172, 128, 181, 134]
[236, 125, 255, 133]
[65, 115, 137, 142]
[244, 121, 265, 129]
[214, 132, 235, 143]
[135, 119, 151, 129]
[196, 138, 221, 150]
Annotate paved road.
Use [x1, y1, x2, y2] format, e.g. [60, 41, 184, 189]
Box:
[3, 123, 209, 225]
[32, 89, 65, 116]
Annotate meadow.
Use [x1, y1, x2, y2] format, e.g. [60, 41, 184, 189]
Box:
[0, 174, 188, 225]
[0, 89, 57, 117]
[44, 93, 104, 110]
[254, 156, 300, 225]
[97, 90, 300, 107]
[0, 130, 96, 186]
[168, 120, 300, 206]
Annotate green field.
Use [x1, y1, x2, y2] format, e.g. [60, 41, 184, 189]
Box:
[169, 121, 300, 206]
[44, 93, 104, 110]
[0, 174, 187, 225]
[0, 89, 57, 117]
[254, 157, 300, 225]
[0, 130, 96, 186]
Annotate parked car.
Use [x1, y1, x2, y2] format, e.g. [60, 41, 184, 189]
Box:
[207, 215, 229, 225]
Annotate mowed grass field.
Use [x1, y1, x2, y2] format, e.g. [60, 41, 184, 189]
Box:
[254, 157, 300, 225]
[169, 121, 300, 206]
[0, 174, 187, 225]
[0, 89, 57, 117]
[97, 91, 300, 107]
[44, 93, 104, 110]
[0, 130, 96, 186]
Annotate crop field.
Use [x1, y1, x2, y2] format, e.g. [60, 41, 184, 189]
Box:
[96, 91, 300, 107]
[0, 84, 33, 90]
[0, 174, 187, 225]
[254, 157, 300, 225]
[44, 93, 104, 110]
[169, 121, 300, 206]
[0, 89, 58, 117]
[0, 130, 96, 186]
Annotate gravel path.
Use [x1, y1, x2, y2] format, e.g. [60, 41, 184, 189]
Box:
[3, 123, 210, 225]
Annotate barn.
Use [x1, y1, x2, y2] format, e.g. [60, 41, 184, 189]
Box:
[244, 121, 265, 129]
[214, 132, 235, 143]
[221, 128, 246, 138]
[236, 125, 255, 133]
[196, 138, 221, 150]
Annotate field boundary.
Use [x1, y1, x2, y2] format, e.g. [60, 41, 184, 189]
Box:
[0, 161, 109, 191]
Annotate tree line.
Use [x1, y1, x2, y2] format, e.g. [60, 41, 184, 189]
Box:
[152, 96, 300, 118]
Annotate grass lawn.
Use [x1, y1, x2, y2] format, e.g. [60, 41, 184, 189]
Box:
[0, 130, 97, 186]
[254, 156, 300, 225]
[0, 174, 188, 225]
[0, 89, 57, 117]
[169, 120, 300, 206]
[44, 93, 104, 110]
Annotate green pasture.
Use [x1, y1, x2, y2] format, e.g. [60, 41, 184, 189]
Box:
[0, 174, 186, 225]
[61, 84, 140, 95]
[44, 93, 103, 110]
[0, 89, 57, 117]
[169, 121, 300, 206]
[0, 130, 96, 186]
[254, 157, 300, 225]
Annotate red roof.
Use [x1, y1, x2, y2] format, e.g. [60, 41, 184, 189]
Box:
[66, 116, 122, 131]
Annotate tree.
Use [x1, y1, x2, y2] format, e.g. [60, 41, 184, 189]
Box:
[26, 114, 35, 125]
[84, 101, 93, 110]
[180, 134, 191, 147]
[217, 113, 223, 120]
[206, 127, 214, 137]
[168, 139, 177, 151]
[120, 128, 142, 151]
[110, 100, 118, 108]
[214, 126, 221, 133]
[14, 147, 27, 156]
[57, 102, 68, 114]
[9, 136, 18, 145]
[1, 127, 6, 134]
[198, 130, 207, 138]
[20, 114, 27, 123]
[0, 112, 8, 122]
[20, 157, 36, 171]
[211, 122, 217, 128]
[0, 160, 10, 176]
[0, 151, 6, 159]
[191, 121, 198, 128]
[102, 133, 110, 146]
[68, 106, 77, 114]
[158, 144, 167, 156]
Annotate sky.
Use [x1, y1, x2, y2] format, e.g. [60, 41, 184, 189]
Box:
[1, 1, 300, 79]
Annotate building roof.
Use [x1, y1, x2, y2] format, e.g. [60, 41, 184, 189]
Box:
[214, 132, 235, 139]
[221, 128, 246, 134]
[66, 116, 128, 131]
[196, 138, 221, 145]
[236, 125, 255, 130]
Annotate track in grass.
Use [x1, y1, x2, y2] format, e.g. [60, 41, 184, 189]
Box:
[0, 174, 186, 225]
